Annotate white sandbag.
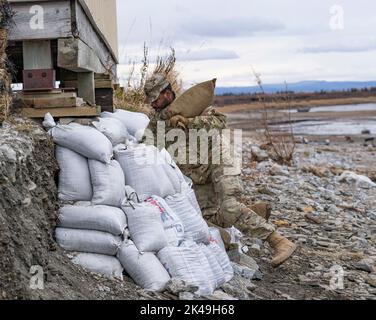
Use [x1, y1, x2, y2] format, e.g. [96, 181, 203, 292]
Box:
[89, 160, 126, 208]
[186, 187, 203, 217]
[209, 228, 226, 252]
[72, 253, 124, 280]
[92, 117, 130, 146]
[122, 199, 168, 253]
[199, 244, 226, 288]
[207, 240, 234, 282]
[55, 146, 93, 202]
[117, 241, 170, 292]
[165, 194, 210, 244]
[146, 196, 185, 247]
[50, 123, 113, 163]
[55, 228, 122, 256]
[158, 243, 215, 296]
[101, 110, 150, 141]
[57, 205, 127, 236]
[115, 145, 180, 201]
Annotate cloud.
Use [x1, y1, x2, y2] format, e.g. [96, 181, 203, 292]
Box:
[176, 48, 240, 61]
[301, 43, 376, 53]
[181, 17, 285, 38]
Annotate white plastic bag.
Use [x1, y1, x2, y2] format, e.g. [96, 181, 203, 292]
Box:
[57, 205, 127, 236]
[115, 145, 180, 201]
[165, 194, 210, 244]
[55, 228, 122, 256]
[55, 146, 93, 202]
[101, 110, 150, 141]
[200, 244, 226, 288]
[50, 123, 113, 163]
[146, 196, 185, 247]
[180, 175, 203, 216]
[209, 228, 226, 252]
[207, 240, 234, 283]
[71, 253, 124, 280]
[121, 199, 168, 253]
[158, 243, 215, 296]
[93, 117, 130, 146]
[117, 241, 170, 292]
[89, 160, 126, 208]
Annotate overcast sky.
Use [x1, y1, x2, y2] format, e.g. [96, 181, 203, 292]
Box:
[116, 0, 376, 87]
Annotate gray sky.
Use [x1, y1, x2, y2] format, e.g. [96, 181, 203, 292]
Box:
[116, 0, 376, 87]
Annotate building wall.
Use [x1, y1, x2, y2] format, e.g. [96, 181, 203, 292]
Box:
[83, 0, 118, 60]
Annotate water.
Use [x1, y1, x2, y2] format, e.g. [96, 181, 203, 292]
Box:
[285, 103, 376, 114]
[274, 103, 376, 135]
[277, 120, 376, 136]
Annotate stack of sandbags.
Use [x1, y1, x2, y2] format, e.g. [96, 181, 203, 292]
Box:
[49, 119, 129, 279]
[55, 204, 127, 280]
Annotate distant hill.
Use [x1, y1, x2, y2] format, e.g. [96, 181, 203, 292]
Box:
[215, 81, 376, 95]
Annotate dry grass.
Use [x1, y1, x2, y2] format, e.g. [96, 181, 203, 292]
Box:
[114, 44, 182, 115]
[253, 70, 296, 165]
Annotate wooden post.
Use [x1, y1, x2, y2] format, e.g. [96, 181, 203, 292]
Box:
[23, 40, 53, 69]
[77, 72, 95, 106]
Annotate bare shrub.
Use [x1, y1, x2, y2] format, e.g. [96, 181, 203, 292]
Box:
[253, 69, 296, 165]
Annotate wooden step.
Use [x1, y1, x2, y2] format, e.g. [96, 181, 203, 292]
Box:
[17, 94, 85, 109]
[22, 106, 101, 118]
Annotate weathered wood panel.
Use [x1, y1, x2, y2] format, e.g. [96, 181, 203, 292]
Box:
[22, 106, 100, 118]
[58, 38, 106, 74]
[73, 0, 117, 76]
[8, 0, 72, 41]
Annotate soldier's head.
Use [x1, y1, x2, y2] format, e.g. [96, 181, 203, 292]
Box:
[144, 74, 176, 110]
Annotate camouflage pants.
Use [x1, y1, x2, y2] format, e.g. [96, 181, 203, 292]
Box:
[193, 165, 275, 241]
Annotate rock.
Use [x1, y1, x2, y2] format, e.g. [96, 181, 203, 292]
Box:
[305, 213, 322, 224]
[325, 140, 331, 146]
[249, 244, 261, 257]
[166, 279, 199, 295]
[251, 146, 269, 162]
[303, 206, 315, 214]
[366, 276, 376, 288]
[298, 275, 320, 287]
[179, 292, 196, 300]
[353, 259, 375, 273]
[257, 186, 276, 196]
[208, 291, 238, 301]
[338, 171, 376, 188]
[270, 164, 290, 177]
[326, 204, 341, 215]
[361, 129, 371, 135]
[231, 262, 263, 281]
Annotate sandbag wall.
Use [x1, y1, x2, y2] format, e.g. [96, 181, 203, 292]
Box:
[49, 109, 234, 295]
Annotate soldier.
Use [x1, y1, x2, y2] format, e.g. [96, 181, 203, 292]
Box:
[144, 74, 297, 267]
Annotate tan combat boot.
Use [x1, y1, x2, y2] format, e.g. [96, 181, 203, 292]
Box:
[267, 232, 297, 268]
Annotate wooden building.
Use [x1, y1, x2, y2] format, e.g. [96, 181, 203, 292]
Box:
[6, 0, 119, 117]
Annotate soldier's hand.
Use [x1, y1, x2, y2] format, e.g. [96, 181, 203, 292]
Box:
[168, 115, 190, 129]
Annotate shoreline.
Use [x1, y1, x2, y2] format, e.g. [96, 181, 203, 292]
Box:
[217, 96, 376, 114]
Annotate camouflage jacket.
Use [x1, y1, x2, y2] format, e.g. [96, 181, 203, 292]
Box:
[145, 107, 228, 185]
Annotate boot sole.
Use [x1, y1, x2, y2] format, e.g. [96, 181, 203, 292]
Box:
[271, 244, 298, 268]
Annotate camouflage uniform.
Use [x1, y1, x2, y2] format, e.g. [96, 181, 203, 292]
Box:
[147, 107, 275, 241]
